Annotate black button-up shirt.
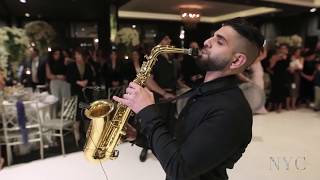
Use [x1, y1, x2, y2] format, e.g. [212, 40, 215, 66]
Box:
[137, 75, 253, 180]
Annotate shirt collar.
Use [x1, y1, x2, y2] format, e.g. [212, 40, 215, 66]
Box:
[193, 75, 238, 97]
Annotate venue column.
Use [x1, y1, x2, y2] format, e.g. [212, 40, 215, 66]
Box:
[97, 2, 118, 52]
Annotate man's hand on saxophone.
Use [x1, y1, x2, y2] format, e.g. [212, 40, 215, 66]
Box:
[113, 82, 155, 114]
[113, 82, 155, 142]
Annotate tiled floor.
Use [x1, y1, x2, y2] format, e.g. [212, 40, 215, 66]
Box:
[0, 133, 80, 165]
[1, 108, 319, 180]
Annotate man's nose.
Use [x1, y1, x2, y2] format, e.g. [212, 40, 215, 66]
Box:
[203, 40, 211, 49]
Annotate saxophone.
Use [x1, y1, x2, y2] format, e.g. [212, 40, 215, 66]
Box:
[83, 45, 198, 162]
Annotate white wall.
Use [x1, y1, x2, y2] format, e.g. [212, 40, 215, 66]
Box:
[0, 20, 6, 27]
[307, 16, 320, 39]
[260, 22, 279, 47]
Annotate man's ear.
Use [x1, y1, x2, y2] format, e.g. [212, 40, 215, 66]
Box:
[230, 53, 247, 70]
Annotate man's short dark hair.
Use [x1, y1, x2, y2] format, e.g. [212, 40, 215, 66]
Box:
[223, 17, 265, 52]
[155, 32, 169, 44]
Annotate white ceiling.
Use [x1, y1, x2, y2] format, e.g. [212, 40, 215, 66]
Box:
[261, 0, 320, 7]
[119, 0, 320, 23]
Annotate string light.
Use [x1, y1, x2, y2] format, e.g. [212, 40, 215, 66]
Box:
[310, 8, 317, 13]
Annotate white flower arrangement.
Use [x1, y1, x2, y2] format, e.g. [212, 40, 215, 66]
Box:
[0, 46, 9, 74]
[276, 34, 303, 47]
[0, 28, 9, 74]
[0, 27, 30, 77]
[0, 28, 9, 43]
[24, 21, 56, 54]
[115, 27, 140, 47]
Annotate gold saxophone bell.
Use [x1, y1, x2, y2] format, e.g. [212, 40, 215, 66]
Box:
[83, 45, 199, 163]
[84, 100, 115, 162]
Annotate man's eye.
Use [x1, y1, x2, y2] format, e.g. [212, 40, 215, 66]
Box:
[217, 41, 223, 45]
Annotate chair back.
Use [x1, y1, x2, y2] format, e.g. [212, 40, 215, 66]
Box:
[60, 96, 78, 123]
[1, 100, 42, 145]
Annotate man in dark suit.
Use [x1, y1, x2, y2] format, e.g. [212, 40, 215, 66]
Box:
[20, 48, 46, 88]
[66, 48, 94, 146]
[114, 17, 264, 180]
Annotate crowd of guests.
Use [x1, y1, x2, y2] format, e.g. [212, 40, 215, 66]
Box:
[14, 47, 146, 146]
[3, 32, 206, 162]
[238, 42, 320, 114]
[260, 44, 320, 113]
[1, 31, 320, 166]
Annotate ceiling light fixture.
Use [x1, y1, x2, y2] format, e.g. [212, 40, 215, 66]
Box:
[179, 4, 202, 28]
[180, 10, 200, 28]
[181, 12, 200, 20]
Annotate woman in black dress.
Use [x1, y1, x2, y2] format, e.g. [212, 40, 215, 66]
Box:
[269, 45, 291, 112]
[46, 49, 70, 103]
[102, 50, 124, 88]
[300, 51, 317, 105]
[66, 48, 93, 146]
[123, 50, 142, 84]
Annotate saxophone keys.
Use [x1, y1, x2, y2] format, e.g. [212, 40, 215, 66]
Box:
[111, 150, 119, 159]
[120, 130, 126, 136]
[129, 112, 135, 117]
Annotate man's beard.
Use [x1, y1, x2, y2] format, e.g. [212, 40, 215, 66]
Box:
[195, 54, 230, 71]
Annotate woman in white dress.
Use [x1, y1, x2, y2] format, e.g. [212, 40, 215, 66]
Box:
[238, 47, 268, 114]
[288, 48, 304, 109]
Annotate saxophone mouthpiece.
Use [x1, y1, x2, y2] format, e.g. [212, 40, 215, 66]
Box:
[188, 48, 199, 57]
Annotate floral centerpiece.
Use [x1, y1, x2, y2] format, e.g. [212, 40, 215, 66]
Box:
[0, 43, 9, 74]
[275, 34, 303, 47]
[0, 27, 30, 78]
[24, 21, 56, 55]
[114, 27, 140, 57]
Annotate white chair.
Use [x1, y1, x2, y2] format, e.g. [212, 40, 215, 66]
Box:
[1, 100, 44, 165]
[41, 96, 77, 155]
[107, 85, 126, 99]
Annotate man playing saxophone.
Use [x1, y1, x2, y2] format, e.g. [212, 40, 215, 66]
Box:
[114, 17, 264, 180]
